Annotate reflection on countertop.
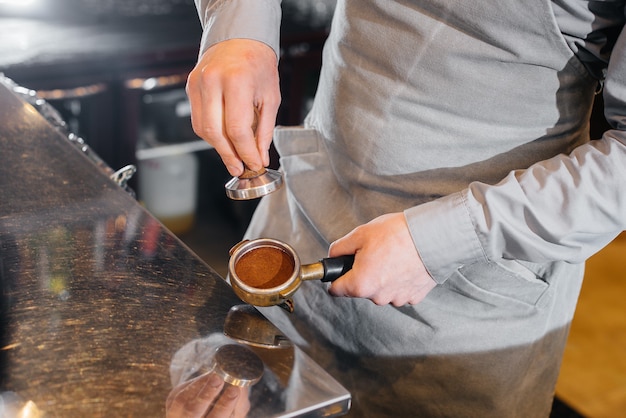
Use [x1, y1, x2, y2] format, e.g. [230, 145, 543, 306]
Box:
[0, 76, 349, 416]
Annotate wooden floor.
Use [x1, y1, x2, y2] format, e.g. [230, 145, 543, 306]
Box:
[555, 233, 626, 418]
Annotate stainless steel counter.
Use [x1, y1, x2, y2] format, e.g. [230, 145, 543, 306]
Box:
[0, 76, 350, 417]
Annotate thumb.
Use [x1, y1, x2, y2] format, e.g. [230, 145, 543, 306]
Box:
[327, 232, 361, 297]
[328, 230, 360, 258]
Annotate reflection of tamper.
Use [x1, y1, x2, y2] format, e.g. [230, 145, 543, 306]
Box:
[224, 304, 292, 349]
[224, 305, 295, 387]
[225, 167, 283, 200]
[212, 344, 264, 387]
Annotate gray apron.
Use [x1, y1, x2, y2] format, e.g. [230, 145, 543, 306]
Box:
[246, 0, 597, 416]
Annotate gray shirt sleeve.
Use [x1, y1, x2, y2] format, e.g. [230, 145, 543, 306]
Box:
[193, 0, 282, 58]
[406, 23, 626, 283]
[194, 0, 626, 284]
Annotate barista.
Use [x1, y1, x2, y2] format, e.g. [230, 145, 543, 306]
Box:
[186, 0, 626, 416]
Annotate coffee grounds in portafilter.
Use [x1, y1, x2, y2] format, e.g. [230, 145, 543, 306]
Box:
[234, 246, 295, 289]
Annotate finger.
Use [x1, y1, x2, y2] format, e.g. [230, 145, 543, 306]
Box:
[401, 278, 437, 306]
[327, 265, 378, 300]
[166, 373, 224, 418]
[327, 231, 366, 297]
[327, 270, 356, 298]
[254, 99, 280, 167]
[328, 229, 362, 258]
[204, 85, 246, 176]
[233, 387, 251, 417]
[188, 56, 249, 177]
[186, 72, 205, 139]
[187, 74, 245, 177]
[224, 88, 264, 172]
[207, 385, 244, 418]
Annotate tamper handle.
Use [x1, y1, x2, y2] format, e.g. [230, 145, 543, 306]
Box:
[320, 255, 355, 282]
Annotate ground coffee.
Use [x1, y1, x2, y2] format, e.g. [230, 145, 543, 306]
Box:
[234, 246, 295, 289]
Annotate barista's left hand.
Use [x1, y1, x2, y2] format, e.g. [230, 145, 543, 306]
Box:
[328, 212, 437, 306]
[166, 372, 250, 418]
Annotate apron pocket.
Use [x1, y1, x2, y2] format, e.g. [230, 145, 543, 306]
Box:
[447, 260, 549, 308]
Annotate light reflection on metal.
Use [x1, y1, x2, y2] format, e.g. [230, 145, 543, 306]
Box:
[0, 75, 137, 195]
[124, 73, 188, 91]
[110, 165, 137, 190]
[37, 83, 107, 100]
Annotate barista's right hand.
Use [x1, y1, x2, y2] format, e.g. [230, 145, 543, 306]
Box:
[186, 39, 281, 177]
[166, 372, 250, 418]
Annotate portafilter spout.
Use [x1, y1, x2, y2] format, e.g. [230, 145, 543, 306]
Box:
[225, 166, 283, 200]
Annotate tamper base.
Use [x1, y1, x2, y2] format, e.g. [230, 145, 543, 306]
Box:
[225, 167, 284, 200]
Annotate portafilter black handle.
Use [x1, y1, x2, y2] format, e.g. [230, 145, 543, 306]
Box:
[320, 255, 355, 282]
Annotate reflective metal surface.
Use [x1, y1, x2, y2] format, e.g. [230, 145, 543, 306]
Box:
[0, 77, 350, 417]
[212, 344, 264, 387]
[225, 166, 284, 201]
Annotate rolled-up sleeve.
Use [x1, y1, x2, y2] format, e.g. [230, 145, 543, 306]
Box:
[194, 0, 282, 58]
[406, 22, 626, 284]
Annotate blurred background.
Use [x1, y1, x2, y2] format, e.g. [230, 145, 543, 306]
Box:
[0, 0, 336, 274]
[0, 2, 621, 417]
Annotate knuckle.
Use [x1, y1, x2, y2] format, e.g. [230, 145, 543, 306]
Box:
[390, 299, 405, 307]
[185, 70, 197, 89]
[196, 125, 221, 143]
[351, 281, 373, 298]
[226, 123, 252, 141]
[265, 93, 282, 110]
[199, 64, 219, 80]
[370, 295, 390, 306]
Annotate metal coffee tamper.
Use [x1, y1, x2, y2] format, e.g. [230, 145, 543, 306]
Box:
[225, 108, 284, 200]
[225, 166, 283, 200]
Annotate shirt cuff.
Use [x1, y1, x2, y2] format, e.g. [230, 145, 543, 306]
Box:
[198, 0, 281, 59]
[404, 190, 488, 284]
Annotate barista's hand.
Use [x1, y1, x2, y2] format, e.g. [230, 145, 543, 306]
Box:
[166, 372, 250, 418]
[328, 212, 437, 306]
[186, 39, 281, 177]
